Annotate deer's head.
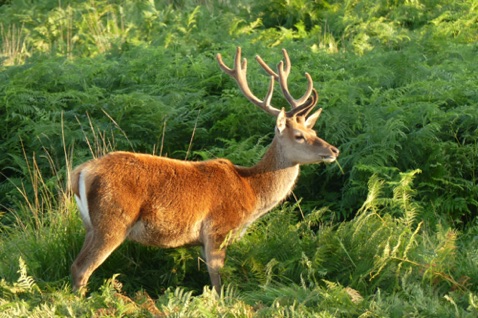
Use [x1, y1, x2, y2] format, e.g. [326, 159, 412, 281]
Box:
[217, 47, 339, 165]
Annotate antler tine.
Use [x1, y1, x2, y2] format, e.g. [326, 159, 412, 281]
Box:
[277, 60, 314, 110]
[255, 55, 279, 81]
[280, 48, 291, 77]
[217, 47, 281, 117]
[256, 49, 314, 114]
[288, 88, 319, 118]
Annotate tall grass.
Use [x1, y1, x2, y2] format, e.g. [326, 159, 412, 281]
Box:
[0, 23, 28, 65]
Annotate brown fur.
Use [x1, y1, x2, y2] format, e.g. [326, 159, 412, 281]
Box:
[71, 48, 340, 294]
[71, 119, 338, 293]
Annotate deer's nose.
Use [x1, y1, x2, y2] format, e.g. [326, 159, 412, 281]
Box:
[331, 146, 340, 156]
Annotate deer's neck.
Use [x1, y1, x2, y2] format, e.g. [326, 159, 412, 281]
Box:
[238, 138, 300, 215]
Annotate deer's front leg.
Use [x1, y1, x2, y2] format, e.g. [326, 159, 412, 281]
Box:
[202, 235, 226, 293]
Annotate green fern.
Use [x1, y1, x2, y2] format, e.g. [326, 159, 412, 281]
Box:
[0, 257, 40, 299]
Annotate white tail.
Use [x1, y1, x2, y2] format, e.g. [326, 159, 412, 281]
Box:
[70, 47, 339, 293]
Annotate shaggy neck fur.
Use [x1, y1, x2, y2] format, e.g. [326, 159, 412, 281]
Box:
[237, 137, 300, 214]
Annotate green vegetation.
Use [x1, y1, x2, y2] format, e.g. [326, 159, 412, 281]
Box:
[0, 0, 477, 316]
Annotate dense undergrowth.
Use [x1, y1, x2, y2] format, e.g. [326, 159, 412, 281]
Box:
[0, 0, 477, 316]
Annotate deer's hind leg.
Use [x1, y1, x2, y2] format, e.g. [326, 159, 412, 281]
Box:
[71, 225, 128, 293]
[71, 170, 136, 293]
[71, 205, 138, 294]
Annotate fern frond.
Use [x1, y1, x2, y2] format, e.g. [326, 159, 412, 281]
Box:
[357, 174, 385, 215]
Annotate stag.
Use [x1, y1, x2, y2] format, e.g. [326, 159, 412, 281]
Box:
[70, 47, 339, 293]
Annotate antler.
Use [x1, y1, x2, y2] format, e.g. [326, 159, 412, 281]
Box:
[255, 49, 314, 111]
[217, 47, 318, 118]
[217, 47, 280, 117]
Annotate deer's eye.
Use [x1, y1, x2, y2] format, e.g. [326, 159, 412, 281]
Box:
[294, 134, 305, 142]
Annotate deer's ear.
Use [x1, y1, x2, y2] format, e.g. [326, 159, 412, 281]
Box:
[305, 108, 322, 129]
[276, 108, 287, 135]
